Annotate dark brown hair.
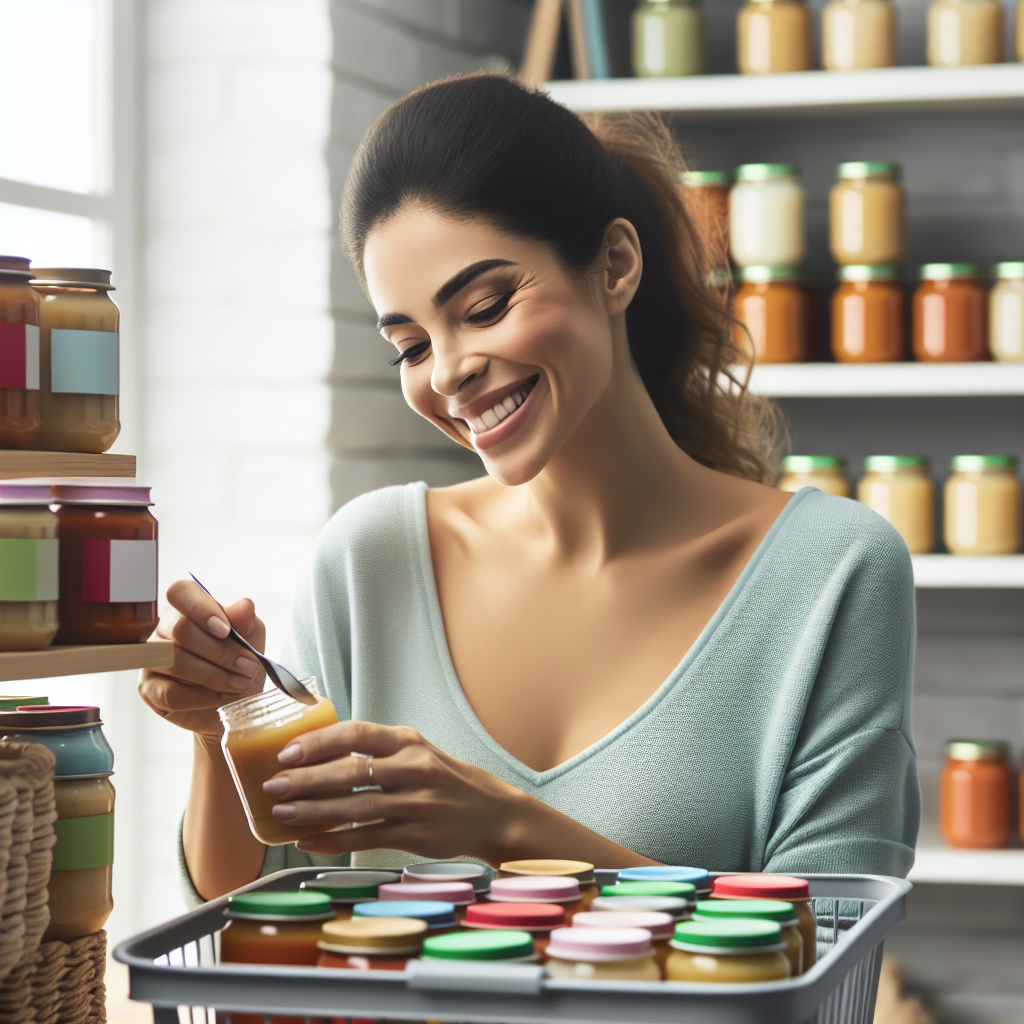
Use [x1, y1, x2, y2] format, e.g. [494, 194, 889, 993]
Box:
[341, 73, 781, 482]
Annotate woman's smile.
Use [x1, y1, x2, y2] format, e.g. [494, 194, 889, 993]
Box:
[454, 374, 540, 448]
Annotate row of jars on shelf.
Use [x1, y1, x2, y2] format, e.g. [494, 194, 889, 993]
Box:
[940, 740, 1023, 849]
[633, 0, 1023, 77]
[0, 256, 120, 453]
[778, 454, 1022, 554]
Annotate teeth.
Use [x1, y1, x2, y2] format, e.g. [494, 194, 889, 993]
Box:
[468, 384, 529, 434]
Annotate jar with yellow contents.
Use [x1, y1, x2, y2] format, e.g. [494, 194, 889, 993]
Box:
[666, 918, 791, 982]
[778, 456, 852, 497]
[830, 163, 904, 268]
[944, 455, 1022, 555]
[858, 456, 935, 554]
[737, 0, 812, 73]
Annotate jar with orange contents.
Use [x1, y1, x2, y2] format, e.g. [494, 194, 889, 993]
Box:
[733, 266, 807, 364]
[939, 740, 1012, 848]
[678, 171, 731, 271]
[913, 264, 988, 362]
[0, 256, 41, 448]
[832, 266, 905, 363]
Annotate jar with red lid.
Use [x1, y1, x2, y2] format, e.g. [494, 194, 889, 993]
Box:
[939, 740, 1012, 848]
[463, 902, 566, 961]
[913, 263, 988, 361]
[52, 483, 158, 644]
[0, 256, 41, 448]
[832, 265, 905, 362]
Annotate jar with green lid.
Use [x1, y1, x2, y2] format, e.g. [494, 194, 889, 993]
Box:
[832, 265, 905, 363]
[778, 456, 851, 498]
[423, 928, 538, 963]
[944, 455, 1022, 555]
[857, 456, 934, 554]
[600, 880, 697, 901]
[830, 163, 904, 267]
[678, 171, 731, 271]
[733, 266, 808, 364]
[666, 918, 791, 982]
[989, 262, 1024, 362]
[632, 0, 704, 77]
[693, 898, 805, 975]
[300, 869, 400, 920]
[221, 891, 335, 966]
[730, 165, 805, 268]
[737, 0, 812, 73]
[822, 0, 898, 69]
[913, 264, 988, 362]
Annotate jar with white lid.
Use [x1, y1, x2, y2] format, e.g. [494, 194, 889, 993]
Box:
[730, 165, 804, 268]
[857, 456, 935, 554]
[822, 0, 898, 69]
[0, 484, 58, 650]
[989, 262, 1024, 362]
[927, 0, 1004, 65]
[944, 455, 1022, 555]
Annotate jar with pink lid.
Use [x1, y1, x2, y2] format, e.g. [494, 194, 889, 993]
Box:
[377, 880, 476, 921]
[572, 910, 675, 973]
[488, 875, 584, 920]
[544, 926, 661, 981]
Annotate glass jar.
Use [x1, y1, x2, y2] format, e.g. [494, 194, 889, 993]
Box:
[221, 891, 335, 965]
[499, 859, 599, 910]
[989, 262, 1024, 362]
[591, 894, 694, 919]
[733, 266, 808, 364]
[379, 880, 476, 921]
[573, 911, 675, 973]
[667, 919, 791, 981]
[693, 898, 804, 976]
[0, 484, 59, 650]
[730, 165, 805, 268]
[1018, 0, 1024, 59]
[52, 483, 158, 644]
[616, 865, 711, 898]
[601, 880, 698, 904]
[489, 876, 584, 920]
[316, 916, 427, 971]
[0, 256, 41, 449]
[778, 455, 851, 497]
[220, 686, 339, 846]
[822, 0, 898, 69]
[0, 704, 114, 774]
[927, 0, 1004, 65]
[944, 455, 1022, 555]
[857, 456, 935, 554]
[300, 870, 400, 921]
[462, 902, 565, 961]
[632, 0, 705, 77]
[939, 740, 1012, 848]
[830, 163, 904, 267]
[737, 0, 813, 73]
[913, 264, 988, 362]
[403, 861, 491, 895]
[679, 171, 731, 271]
[545, 926, 661, 981]
[29, 269, 120, 453]
[423, 928, 538, 964]
[353, 899, 459, 933]
[832, 266, 905, 363]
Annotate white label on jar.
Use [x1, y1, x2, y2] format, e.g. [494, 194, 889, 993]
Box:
[0, 323, 40, 390]
[50, 329, 119, 395]
[82, 538, 156, 602]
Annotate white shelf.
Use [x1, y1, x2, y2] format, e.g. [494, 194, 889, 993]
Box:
[910, 824, 1024, 885]
[545, 64, 1024, 116]
[912, 555, 1024, 588]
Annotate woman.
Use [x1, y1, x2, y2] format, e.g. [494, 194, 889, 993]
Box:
[142, 74, 920, 903]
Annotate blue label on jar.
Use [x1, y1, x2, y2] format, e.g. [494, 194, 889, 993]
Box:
[50, 329, 119, 395]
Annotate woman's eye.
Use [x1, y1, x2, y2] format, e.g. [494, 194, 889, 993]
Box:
[466, 290, 514, 325]
[389, 340, 431, 367]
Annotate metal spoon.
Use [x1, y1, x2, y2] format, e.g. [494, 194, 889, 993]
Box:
[189, 573, 317, 705]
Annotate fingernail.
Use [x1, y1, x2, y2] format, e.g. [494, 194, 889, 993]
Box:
[262, 776, 291, 796]
[271, 803, 297, 821]
[235, 656, 259, 677]
[207, 616, 230, 639]
[278, 743, 302, 764]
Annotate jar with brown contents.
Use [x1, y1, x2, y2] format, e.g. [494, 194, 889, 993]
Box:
[913, 264, 988, 362]
[944, 455, 1022, 555]
[678, 171, 731, 271]
[30, 269, 120, 453]
[733, 266, 807, 364]
[0, 256, 41, 449]
[821, 0, 898, 69]
[927, 0, 1004, 65]
[857, 456, 935, 554]
[830, 163, 905, 267]
[832, 265, 905, 363]
[737, 0, 812, 73]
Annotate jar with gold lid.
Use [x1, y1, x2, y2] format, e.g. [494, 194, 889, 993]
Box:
[927, 0, 1004, 65]
[0, 256, 41, 449]
[822, 0, 898, 69]
[857, 456, 935, 554]
[737, 0, 813, 73]
[778, 456, 851, 497]
[830, 163, 904, 267]
[944, 455, 1022, 555]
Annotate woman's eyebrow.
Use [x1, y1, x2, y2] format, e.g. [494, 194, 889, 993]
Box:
[433, 259, 517, 308]
[376, 313, 413, 330]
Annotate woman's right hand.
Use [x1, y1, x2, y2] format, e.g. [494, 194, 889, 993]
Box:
[138, 579, 267, 741]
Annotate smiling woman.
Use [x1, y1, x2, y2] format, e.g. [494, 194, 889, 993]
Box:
[141, 74, 919, 903]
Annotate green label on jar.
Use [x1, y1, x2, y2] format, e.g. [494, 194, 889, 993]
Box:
[52, 812, 114, 870]
[0, 538, 58, 602]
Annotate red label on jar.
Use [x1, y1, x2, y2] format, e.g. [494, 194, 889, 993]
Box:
[0, 323, 40, 390]
[82, 539, 157, 602]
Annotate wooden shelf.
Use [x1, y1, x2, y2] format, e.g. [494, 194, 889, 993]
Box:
[0, 451, 135, 480]
[910, 823, 1024, 886]
[0, 641, 173, 682]
[912, 555, 1024, 588]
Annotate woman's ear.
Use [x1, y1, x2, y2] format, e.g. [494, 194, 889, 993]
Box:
[601, 218, 643, 315]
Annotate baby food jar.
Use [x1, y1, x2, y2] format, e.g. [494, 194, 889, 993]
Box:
[832, 266, 905, 363]
[737, 0, 813, 73]
[423, 929, 538, 965]
[300, 870, 400, 920]
[730, 165, 805, 268]
[0, 703, 114, 773]
[0, 484, 59, 650]
[316, 916, 427, 970]
[679, 171, 731, 271]
[379, 880, 475, 920]
[573, 911, 675, 972]
[500, 859, 598, 909]
[667, 919, 791, 982]
[462, 902, 565, 961]
[52, 483, 158, 644]
[830, 164, 905, 268]
[219, 686, 339, 846]
[30, 268, 119, 453]
[913, 264, 988, 362]
[352, 900, 458, 934]
[616, 864, 711, 898]
[591, 894, 694, 919]
[545, 926, 661, 981]
[944, 455, 1022, 555]
[858, 456, 935, 554]
[940, 740, 1012, 848]
[778, 456, 852, 498]
[632, 0, 705, 77]
[221, 891, 335, 965]
[733, 267, 808, 364]
[989, 262, 1024, 362]
[600, 880, 698, 904]
[488, 876, 583, 920]
[0, 256, 41, 449]
[403, 861, 491, 895]
[927, 0, 1004, 65]
[821, 0, 898, 69]
[693, 898, 804, 976]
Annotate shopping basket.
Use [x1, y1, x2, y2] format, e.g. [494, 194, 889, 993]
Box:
[114, 867, 911, 1024]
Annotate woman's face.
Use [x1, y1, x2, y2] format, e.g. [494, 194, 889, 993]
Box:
[362, 204, 632, 487]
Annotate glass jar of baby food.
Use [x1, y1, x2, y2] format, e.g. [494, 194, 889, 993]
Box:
[52, 483, 158, 644]
[500, 859, 598, 909]
[927, 0, 1004, 64]
[667, 919, 791, 981]
[353, 900, 458, 934]
[822, 0, 898, 69]
[1018, 0, 1024, 59]
[316, 917, 427, 970]
[832, 266, 905, 363]
[463, 902, 565, 961]
[0, 704, 114, 774]
[679, 171, 731, 271]
[778, 456, 852, 497]
[944, 455, 1022, 555]
[573, 911, 675, 973]
[0, 484, 59, 651]
[379, 880, 475, 920]
[733, 267, 808, 364]
[913, 264, 988, 362]
[489, 876, 583, 920]
[221, 892, 335, 965]
[989, 262, 1024, 362]
[403, 861, 491, 895]
[545, 926, 661, 981]
[219, 686, 339, 846]
[730, 165, 805, 268]
[300, 870, 400, 920]
[632, 0, 705, 77]
[830, 164, 904, 267]
[423, 928, 538, 964]
[858, 456, 935, 554]
[693, 898, 804, 975]
[616, 865, 711, 897]
[940, 740, 1012, 848]
[601, 880, 698, 903]
[0, 256, 41, 449]
[591, 894, 694, 919]
[737, 0, 813, 73]
[30, 269, 120, 453]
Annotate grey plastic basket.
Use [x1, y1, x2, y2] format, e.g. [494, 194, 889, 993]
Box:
[114, 867, 910, 1024]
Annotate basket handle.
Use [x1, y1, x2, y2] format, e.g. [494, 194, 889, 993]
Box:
[406, 959, 544, 995]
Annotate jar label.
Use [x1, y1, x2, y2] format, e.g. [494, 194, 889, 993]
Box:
[0, 538, 58, 601]
[50, 329, 119, 395]
[0, 323, 40, 390]
[82, 538, 156, 602]
[52, 812, 114, 870]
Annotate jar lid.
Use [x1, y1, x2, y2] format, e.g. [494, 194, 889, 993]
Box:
[591, 895, 692, 917]
[993, 261, 1024, 279]
[352, 900, 456, 927]
[920, 263, 982, 279]
[836, 161, 901, 180]
[739, 266, 800, 283]
[782, 455, 846, 473]
[0, 485, 56, 507]
[489, 876, 580, 903]
[735, 163, 800, 181]
[0, 705, 100, 729]
[951, 454, 1019, 471]
[226, 891, 334, 920]
[615, 865, 710, 890]
[671, 918, 783, 951]
[0, 696, 49, 710]
[50, 483, 152, 506]
[318, 916, 427, 951]
[946, 739, 1009, 761]
[838, 265, 901, 282]
[601, 880, 696, 899]
[712, 874, 810, 900]
[572, 910, 675, 940]
[301, 870, 399, 900]
[403, 862, 490, 891]
[863, 456, 930, 472]
[30, 268, 115, 291]
[500, 859, 594, 882]
[693, 899, 797, 926]
[678, 170, 730, 186]
[423, 929, 535, 961]
[0, 256, 33, 280]
[547, 926, 652, 962]
[379, 881, 475, 905]
[463, 902, 565, 931]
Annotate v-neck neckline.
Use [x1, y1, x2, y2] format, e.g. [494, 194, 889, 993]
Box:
[406, 482, 813, 788]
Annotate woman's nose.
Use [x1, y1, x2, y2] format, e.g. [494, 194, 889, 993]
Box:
[430, 345, 488, 397]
